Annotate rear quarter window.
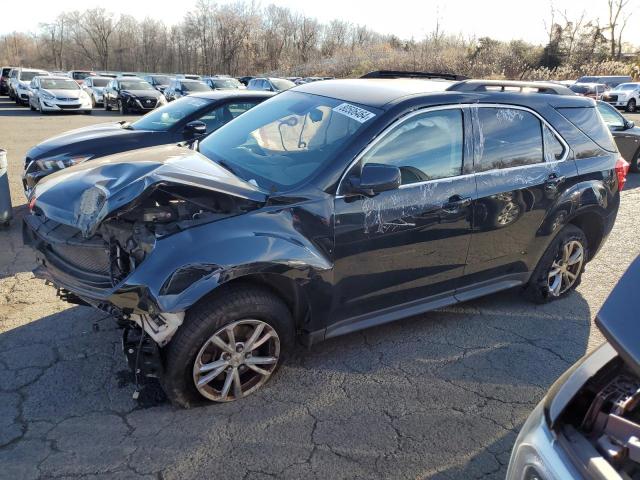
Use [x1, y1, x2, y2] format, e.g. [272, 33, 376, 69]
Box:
[556, 107, 617, 153]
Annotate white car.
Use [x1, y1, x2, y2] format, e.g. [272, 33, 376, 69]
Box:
[10, 68, 49, 105]
[82, 76, 111, 106]
[28, 76, 92, 114]
[602, 82, 640, 112]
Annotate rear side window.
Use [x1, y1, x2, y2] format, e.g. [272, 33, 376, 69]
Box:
[556, 107, 617, 152]
[475, 108, 543, 172]
[362, 109, 464, 185]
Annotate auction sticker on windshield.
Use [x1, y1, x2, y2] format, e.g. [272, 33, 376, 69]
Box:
[333, 103, 376, 123]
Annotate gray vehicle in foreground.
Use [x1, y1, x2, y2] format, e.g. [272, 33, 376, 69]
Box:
[507, 256, 640, 480]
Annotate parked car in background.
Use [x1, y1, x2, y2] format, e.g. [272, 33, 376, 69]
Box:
[10, 68, 50, 105]
[0, 66, 16, 95]
[175, 74, 202, 80]
[23, 74, 625, 406]
[96, 72, 117, 78]
[576, 74, 632, 88]
[597, 100, 640, 172]
[28, 76, 92, 115]
[570, 82, 608, 100]
[119, 72, 139, 77]
[142, 74, 172, 93]
[164, 78, 211, 101]
[203, 76, 244, 90]
[22, 90, 274, 195]
[247, 77, 295, 92]
[601, 82, 640, 112]
[103, 77, 166, 114]
[237, 76, 254, 86]
[68, 70, 96, 86]
[507, 256, 640, 480]
[82, 76, 111, 107]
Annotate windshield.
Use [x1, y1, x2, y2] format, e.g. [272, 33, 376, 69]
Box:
[198, 91, 381, 191]
[21, 71, 46, 81]
[183, 81, 211, 92]
[40, 79, 80, 90]
[615, 83, 639, 91]
[211, 78, 241, 89]
[570, 85, 589, 94]
[151, 75, 171, 86]
[91, 78, 109, 87]
[270, 78, 295, 91]
[131, 96, 211, 131]
[72, 72, 93, 80]
[120, 80, 154, 91]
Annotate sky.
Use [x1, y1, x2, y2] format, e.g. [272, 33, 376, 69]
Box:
[2, 0, 639, 46]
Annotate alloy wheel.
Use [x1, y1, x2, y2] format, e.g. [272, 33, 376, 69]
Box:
[497, 202, 520, 225]
[192, 319, 280, 402]
[547, 240, 584, 297]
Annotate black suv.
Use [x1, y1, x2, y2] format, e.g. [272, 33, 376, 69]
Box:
[24, 74, 627, 407]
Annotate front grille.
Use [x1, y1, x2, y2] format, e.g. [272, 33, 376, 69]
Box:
[56, 97, 78, 101]
[604, 94, 618, 101]
[57, 104, 82, 109]
[50, 243, 111, 275]
[24, 214, 113, 286]
[138, 97, 157, 108]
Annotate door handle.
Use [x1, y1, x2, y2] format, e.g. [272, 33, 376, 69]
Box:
[442, 195, 472, 213]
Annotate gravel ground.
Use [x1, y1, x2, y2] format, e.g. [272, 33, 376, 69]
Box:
[0, 96, 639, 480]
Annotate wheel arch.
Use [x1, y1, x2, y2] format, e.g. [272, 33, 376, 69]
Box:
[567, 210, 605, 261]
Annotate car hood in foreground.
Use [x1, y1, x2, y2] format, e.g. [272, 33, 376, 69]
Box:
[595, 256, 640, 376]
[32, 144, 267, 236]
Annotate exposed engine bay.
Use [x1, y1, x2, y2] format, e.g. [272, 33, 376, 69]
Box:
[559, 357, 640, 479]
[96, 184, 259, 283]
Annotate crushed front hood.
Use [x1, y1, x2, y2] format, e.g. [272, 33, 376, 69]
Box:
[596, 256, 640, 376]
[32, 144, 267, 236]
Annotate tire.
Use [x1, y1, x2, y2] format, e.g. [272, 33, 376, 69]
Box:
[627, 99, 637, 113]
[161, 284, 294, 408]
[523, 224, 588, 304]
[84, 110, 92, 115]
[91, 94, 96, 108]
[118, 100, 127, 115]
[105, 99, 112, 111]
[38, 100, 46, 115]
[29, 102, 35, 111]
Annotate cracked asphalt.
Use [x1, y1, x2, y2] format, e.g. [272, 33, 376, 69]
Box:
[1, 97, 639, 479]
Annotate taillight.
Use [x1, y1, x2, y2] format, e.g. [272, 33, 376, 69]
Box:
[615, 157, 630, 192]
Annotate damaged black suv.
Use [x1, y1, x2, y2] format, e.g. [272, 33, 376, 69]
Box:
[24, 75, 627, 406]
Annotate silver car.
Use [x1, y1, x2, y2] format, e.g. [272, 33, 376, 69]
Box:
[507, 257, 640, 480]
[82, 76, 111, 106]
[28, 76, 92, 114]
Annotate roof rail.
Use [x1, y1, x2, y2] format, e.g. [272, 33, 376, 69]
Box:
[447, 79, 575, 96]
[360, 70, 469, 81]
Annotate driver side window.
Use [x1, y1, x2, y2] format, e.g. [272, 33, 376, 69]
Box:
[361, 109, 464, 185]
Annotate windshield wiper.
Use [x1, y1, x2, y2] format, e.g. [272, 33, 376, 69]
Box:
[119, 121, 134, 130]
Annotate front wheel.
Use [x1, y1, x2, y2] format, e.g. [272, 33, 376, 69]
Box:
[523, 224, 588, 304]
[627, 99, 637, 113]
[161, 285, 293, 407]
[118, 100, 127, 115]
[630, 150, 640, 173]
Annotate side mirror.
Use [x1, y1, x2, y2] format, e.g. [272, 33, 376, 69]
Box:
[347, 163, 401, 196]
[626, 120, 635, 130]
[183, 120, 207, 136]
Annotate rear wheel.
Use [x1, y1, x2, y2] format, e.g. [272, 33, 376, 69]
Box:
[523, 224, 588, 304]
[161, 285, 293, 408]
[627, 99, 637, 113]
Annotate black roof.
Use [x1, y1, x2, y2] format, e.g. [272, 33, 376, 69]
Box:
[294, 78, 594, 110]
